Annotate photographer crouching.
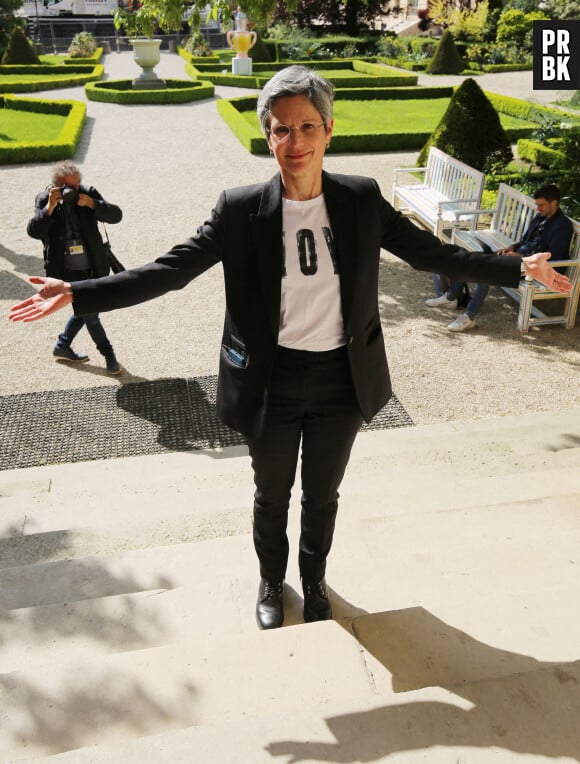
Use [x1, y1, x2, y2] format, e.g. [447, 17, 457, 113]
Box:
[27, 161, 123, 374]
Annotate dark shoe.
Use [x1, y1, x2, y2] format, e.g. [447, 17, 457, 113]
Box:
[303, 578, 332, 623]
[256, 578, 284, 630]
[53, 345, 89, 362]
[105, 352, 121, 375]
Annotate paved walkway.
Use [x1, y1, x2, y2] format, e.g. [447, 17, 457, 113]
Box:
[1, 53, 579, 426]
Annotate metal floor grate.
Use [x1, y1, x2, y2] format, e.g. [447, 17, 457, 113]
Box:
[0, 376, 414, 470]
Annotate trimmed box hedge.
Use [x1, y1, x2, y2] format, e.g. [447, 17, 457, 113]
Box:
[517, 138, 565, 167]
[183, 56, 418, 89]
[218, 87, 552, 155]
[85, 78, 215, 104]
[63, 47, 104, 65]
[0, 94, 86, 164]
[0, 64, 104, 93]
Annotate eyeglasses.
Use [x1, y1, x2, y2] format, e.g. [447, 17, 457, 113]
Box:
[268, 121, 326, 144]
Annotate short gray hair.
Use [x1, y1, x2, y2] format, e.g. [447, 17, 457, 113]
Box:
[257, 65, 334, 135]
[52, 161, 81, 185]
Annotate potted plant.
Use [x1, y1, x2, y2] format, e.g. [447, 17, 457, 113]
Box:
[113, 0, 186, 88]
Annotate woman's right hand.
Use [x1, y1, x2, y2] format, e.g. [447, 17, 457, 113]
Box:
[8, 277, 73, 323]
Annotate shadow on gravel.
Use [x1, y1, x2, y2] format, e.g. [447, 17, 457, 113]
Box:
[378, 255, 580, 362]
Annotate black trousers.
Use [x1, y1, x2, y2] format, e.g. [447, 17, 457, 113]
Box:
[248, 345, 363, 584]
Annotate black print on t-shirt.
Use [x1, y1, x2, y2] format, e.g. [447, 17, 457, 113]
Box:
[282, 226, 339, 278]
[297, 229, 317, 275]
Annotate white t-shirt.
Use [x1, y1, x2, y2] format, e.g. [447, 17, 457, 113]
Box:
[278, 194, 346, 351]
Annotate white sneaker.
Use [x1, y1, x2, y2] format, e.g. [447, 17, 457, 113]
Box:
[448, 313, 476, 332]
[425, 294, 458, 308]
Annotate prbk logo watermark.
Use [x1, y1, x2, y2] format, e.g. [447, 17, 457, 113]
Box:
[533, 20, 579, 90]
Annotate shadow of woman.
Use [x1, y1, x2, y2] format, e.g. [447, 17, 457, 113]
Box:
[115, 376, 245, 454]
[266, 594, 580, 762]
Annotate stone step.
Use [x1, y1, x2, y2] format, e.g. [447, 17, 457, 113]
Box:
[2, 407, 579, 526]
[2, 407, 580, 570]
[4, 603, 580, 763]
[2, 411, 580, 762]
[2, 484, 579, 669]
[1, 456, 578, 569]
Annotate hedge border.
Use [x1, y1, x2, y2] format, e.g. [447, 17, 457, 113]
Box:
[219, 87, 572, 155]
[219, 91, 451, 155]
[0, 64, 104, 93]
[517, 138, 564, 167]
[0, 94, 86, 165]
[183, 55, 418, 89]
[85, 78, 215, 104]
[63, 47, 104, 65]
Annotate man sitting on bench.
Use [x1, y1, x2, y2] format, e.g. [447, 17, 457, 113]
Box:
[425, 184, 574, 332]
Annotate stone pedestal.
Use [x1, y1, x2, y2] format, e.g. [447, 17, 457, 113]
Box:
[232, 57, 253, 75]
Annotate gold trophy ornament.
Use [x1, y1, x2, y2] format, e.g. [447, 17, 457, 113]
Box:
[226, 7, 257, 75]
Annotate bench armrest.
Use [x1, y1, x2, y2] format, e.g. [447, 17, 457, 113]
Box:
[450, 207, 498, 220]
[547, 259, 580, 268]
[393, 166, 427, 182]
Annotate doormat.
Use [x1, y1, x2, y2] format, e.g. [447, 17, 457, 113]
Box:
[0, 376, 413, 470]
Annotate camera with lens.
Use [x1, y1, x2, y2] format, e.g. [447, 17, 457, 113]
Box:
[60, 185, 79, 206]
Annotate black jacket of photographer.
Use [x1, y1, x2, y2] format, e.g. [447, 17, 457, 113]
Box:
[27, 184, 122, 279]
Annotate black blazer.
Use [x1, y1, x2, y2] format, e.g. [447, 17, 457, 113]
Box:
[72, 172, 521, 438]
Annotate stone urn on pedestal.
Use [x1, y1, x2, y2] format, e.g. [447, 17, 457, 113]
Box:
[226, 7, 257, 75]
[129, 38, 166, 89]
[113, 0, 184, 89]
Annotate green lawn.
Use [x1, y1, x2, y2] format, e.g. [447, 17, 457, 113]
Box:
[238, 98, 536, 136]
[0, 109, 67, 142]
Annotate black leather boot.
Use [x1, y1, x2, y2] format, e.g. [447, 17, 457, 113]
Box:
[256, 578, 284, 629]
[303, 578, 332, 623]
[105, 351, 121, 375]
[53, 343, 88, 362]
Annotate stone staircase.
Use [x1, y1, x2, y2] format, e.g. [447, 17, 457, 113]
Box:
[2, 409, 580, 763]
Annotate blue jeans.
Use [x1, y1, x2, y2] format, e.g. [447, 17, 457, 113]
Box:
[447, 281, 489, 320]
[431, 274, 489, 320]
[56, 269, 113, 354]
[57, 313, 112, 354]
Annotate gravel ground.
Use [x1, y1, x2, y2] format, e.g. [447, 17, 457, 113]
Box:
[1, 53, 578, 425]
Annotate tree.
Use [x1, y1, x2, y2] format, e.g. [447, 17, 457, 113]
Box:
[539, 0, 580, 19]
[1, 23, 41, 64]
[0, 0, 24, 60]
[418, 77, 513, 172]
[426, 30, 464, 74]
[193, 0, 390, 34]
[429, 0, 489, 41]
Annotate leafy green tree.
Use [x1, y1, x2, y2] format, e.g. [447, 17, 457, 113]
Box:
[0, 0, 24, 60]
[270, 0, 391, 35]
[496, 8, 548, 46]
[418, 77, 513, 172]
[503, 0, 540, 13]
[540, 0, 580, 19]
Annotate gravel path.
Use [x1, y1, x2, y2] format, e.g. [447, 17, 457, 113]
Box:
[1, 53, 578, 425]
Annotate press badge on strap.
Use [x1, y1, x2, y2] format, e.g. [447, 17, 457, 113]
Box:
[67, 240, 85, 256]
[65, 239, 90, 270]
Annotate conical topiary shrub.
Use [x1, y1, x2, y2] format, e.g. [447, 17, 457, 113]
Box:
[418, 77, 513, 171]
[1, 25, 41, 65]
[426, 30, 464, 75]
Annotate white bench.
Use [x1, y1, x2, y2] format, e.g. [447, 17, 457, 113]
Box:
[392, 147, 485, 240]
[451, 183, 580, 333]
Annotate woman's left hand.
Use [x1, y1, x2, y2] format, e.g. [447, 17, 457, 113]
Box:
[522, 252, 572, 292]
